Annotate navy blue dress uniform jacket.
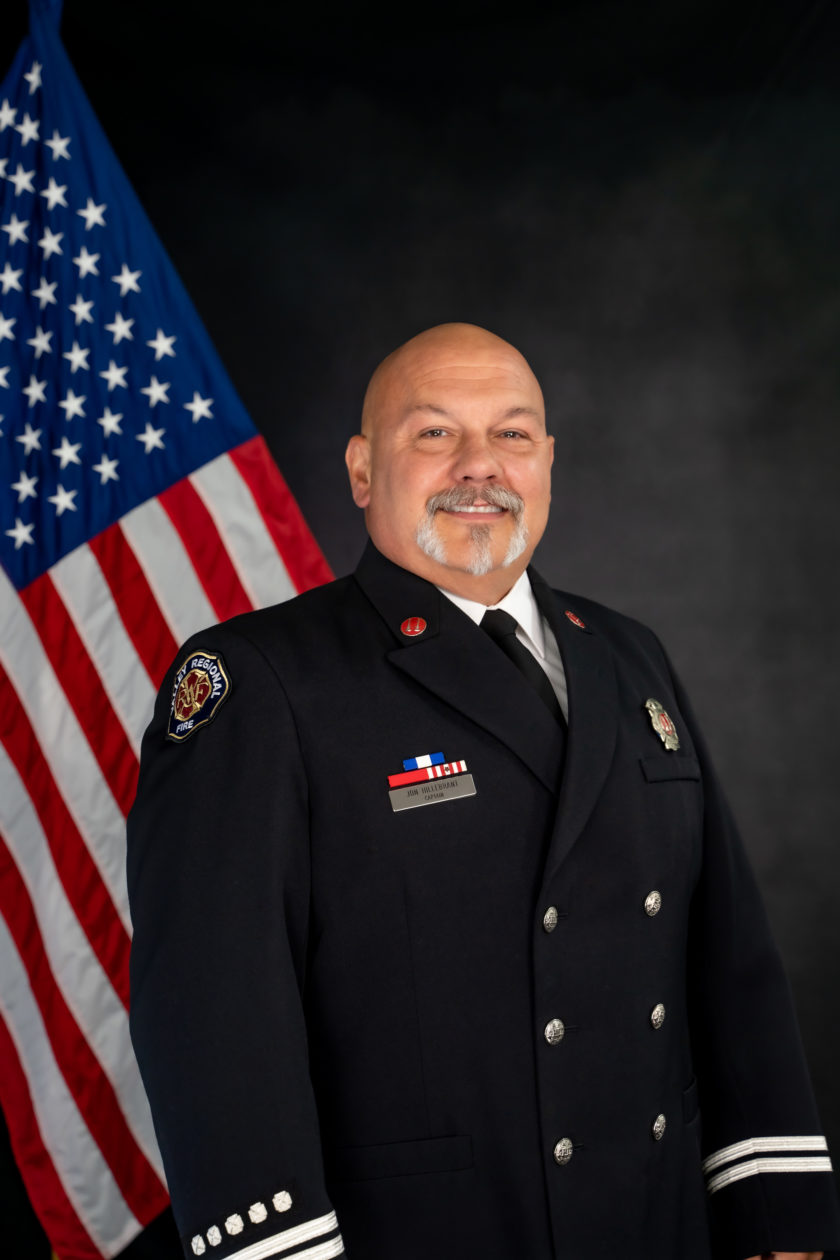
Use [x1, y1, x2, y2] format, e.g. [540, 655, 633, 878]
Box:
[127, 542, 840, 1260]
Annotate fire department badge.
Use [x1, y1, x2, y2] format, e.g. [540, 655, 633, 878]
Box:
[167, 650, 231, 742]
[644, 698, 680, 751]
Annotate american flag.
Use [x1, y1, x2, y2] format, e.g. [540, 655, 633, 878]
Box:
[0, 4, 332, 1257]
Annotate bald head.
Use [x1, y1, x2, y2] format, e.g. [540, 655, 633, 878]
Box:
[346, 322, 553, 603]
[361, 322, 545, 438]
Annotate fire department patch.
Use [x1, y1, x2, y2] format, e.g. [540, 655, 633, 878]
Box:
[644, 698, 680, 751]
[167, 650, 231, 742]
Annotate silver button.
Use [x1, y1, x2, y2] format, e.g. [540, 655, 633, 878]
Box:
[543, 905, 559, 933]
[553, 1137, 574, 1165]
[644, 890, 662, 917]
[651, 1113, 667, 1141]
[544, 1018, 565, 1045]
[650, 1002, 666, 1030]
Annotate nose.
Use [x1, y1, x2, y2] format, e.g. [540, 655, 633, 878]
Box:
[450, 431, 503, 483]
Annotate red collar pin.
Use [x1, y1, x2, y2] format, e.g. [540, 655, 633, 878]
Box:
[565, 610, 586, 630]
[400, 616, 427, 637]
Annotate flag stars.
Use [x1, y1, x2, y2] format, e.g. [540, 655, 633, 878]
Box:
[5, 517, 34, 549]
[2, 214, 29, 245]
[100, 360, 128, 391]
[97, 407, 123, 437]
[73, 246, 100, 278]
[41, 178, 68, 210]
[0, 313, 16, 342]
[52, 436, 82, 468]
[0, 99, 17, 131]
[11, 471, 38, 503]
[112, 264, 141, 296]
[0, 366, 9, 388]
[44, 129, 70, 160]
[15, 112, 40, 146]
[136, 422, 165, 452]
[0, 264, 23, 293]
[184, 392, 213, 422]
[38, 227, 64, 259]
[141, 375, 170, 407]
[69, 294, 94, 326]
[31, 277, 58, 309]
[77, 198, 106, 230]
[28, 326, 53, 358]
[48, 485, 78, 515]
[92, 454, 119, 485]
[24, 61, 43, 94]
[8, 164, 35, 197]
[105, 312, 134, 344]
[147, 329, 176, 360]
[15, 422, 42, 453]
[58, 388, 86, 420]
[62, 341, 90, 373]
[22, 375, 47, 406]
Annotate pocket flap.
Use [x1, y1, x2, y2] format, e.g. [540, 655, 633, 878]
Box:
[328, 1134, 473, 1182]
[640, 755, 701, 783]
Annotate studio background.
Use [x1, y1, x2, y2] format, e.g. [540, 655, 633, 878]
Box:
[3, 0, 839, 1246]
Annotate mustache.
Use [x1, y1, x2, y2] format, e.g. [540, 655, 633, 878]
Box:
[424, 485, 525, 517]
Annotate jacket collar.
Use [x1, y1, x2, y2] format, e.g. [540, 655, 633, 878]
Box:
[353, 542, 564, 793]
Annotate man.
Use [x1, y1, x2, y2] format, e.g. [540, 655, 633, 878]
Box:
[127, 324, 840, 1260]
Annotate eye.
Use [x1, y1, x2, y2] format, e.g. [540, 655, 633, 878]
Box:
[497, 429, 529, 440]
[418, 427, 449, 439]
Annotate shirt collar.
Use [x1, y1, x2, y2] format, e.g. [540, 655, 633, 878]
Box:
[437, 569, 547, 660]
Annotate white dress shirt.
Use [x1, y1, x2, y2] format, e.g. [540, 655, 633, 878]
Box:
[438, 571, 569, 721]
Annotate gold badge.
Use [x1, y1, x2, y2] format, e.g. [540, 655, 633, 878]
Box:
[644, 698, 680, 751]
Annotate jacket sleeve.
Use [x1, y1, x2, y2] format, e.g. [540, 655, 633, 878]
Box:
[127, 626, 344, 1260]
[660, 638, 840, 1260]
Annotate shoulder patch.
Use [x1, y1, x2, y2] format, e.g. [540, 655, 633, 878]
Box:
[167, 650, 231, 742]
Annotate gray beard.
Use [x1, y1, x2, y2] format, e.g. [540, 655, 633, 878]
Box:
[415, 486, 529, 577]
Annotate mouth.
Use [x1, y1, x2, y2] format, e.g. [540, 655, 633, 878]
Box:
[441, 503, 506, 517]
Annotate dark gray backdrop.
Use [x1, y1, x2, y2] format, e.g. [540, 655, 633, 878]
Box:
[3, 0, 839, 1246]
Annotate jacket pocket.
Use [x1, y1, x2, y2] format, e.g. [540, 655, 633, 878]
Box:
[682, 1075, 700, 1125]
[328, 1133, 473, 1182]
[639, 755, 701, 784]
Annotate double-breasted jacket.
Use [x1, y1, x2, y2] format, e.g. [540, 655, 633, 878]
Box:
[127, 542, 840, 1260]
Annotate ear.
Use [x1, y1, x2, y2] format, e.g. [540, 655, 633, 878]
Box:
[345, 434, 372, 508]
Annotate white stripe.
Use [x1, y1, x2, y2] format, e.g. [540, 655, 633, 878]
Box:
[225, 1211, 340, 1260]
[226, 1232, 344, 1260]
[190, 453, 296, 610]
[51, 545, 156, 755]
[703, 1134, 828, 1175]
[0, 914, 141, 1258]
[120, 497, 217, 645]
[0, 744, 165, 1182]
[707, 1155, 834, 1195]
[0, 568, 131, 929]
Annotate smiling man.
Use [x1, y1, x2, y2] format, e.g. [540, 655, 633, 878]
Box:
[128, 324, 840, 1260]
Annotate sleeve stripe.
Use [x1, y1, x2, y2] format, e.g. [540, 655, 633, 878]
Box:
[222, 1212, 341, 1260]
[702, 1134, 828, 1175]
[707, 1155, 834, 1195]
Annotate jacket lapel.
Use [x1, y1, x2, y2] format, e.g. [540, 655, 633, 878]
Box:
[530, 568, 619, 880]
[354, 544, 564, 794]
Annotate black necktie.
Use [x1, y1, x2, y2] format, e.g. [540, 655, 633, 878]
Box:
[481, 608, 563, 722]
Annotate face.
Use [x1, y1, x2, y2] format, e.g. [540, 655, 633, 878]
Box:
[346, 328, 554, 603]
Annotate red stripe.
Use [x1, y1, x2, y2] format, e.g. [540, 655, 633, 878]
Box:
[89, 523, 178, 690]
[0, 833, 168, 1225]
[0, 664, 130, 1006]
[159, 477, 253, 621]
[19, 574, 139, 818]
[387, 766, 432, 788]
[0, 1008, 102, 1260]
[228, 435, 333, 593]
